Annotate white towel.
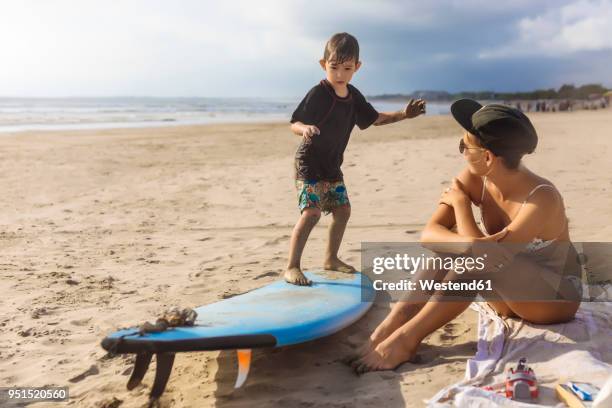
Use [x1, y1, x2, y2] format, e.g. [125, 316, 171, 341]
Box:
[428, 300, 612, 407]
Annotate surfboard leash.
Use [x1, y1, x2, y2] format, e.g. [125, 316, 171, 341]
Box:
[103, 307, 198, 401]
[138, 307, 198, 335]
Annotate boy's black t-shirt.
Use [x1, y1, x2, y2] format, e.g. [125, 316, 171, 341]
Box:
[290, 80, 379, 181]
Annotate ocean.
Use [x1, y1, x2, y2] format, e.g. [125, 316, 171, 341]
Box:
[0, 97, 451, 133]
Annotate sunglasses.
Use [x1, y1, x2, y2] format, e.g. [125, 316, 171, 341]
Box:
[459, 139, 487, 154]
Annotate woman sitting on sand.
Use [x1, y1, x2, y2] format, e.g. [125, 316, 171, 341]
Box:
[350, 99, 582, 373]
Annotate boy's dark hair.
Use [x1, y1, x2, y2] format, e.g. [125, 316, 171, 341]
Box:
[323, 33, 359, 63]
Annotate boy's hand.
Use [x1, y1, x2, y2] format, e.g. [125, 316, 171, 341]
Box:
[373, 100, 426, 126]
[303, 125, 320, 140]
[404, 99, 426, 119]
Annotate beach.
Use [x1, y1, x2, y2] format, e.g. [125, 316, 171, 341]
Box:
[1, 110, 611, 407]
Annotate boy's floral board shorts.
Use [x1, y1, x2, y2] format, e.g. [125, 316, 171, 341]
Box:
[296, 179, 350, 214]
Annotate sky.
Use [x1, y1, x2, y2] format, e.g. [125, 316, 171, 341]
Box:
[1, 0, 612, 97]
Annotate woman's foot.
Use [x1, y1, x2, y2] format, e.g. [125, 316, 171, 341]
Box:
[346, 322, 394, 363]
[284, 267, 312, 286]
[324, 257, 356, 273]
[351, 331, 419, 374]
[346, 305, 422, 363]
[344, 337, 375, 365]
[344, 331, 390, 365]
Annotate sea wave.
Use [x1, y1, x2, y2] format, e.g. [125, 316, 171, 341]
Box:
[0, 97, 450, 132]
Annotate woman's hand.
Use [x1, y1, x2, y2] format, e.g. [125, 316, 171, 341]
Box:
[475, 228, 508, 243]
[439, 178, 469, 208]
[470, 228, 513, 273]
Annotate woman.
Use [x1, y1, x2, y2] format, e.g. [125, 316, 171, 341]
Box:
[350, 99, 582, 373]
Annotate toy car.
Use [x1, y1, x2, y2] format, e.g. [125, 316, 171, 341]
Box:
[505, 358, 538, 400]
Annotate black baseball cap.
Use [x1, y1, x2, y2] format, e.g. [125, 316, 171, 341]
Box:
[450, 98, 538, 155]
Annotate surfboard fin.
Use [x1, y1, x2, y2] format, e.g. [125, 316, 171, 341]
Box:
[234, 349, 252, 388]
[127, 352, 153, 390]
[150, 353, 175, 399]
[125, 352, 176, 400]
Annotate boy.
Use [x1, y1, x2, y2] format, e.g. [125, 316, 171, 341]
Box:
[286, 32, 426, 285]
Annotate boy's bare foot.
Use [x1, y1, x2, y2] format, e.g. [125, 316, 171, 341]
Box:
[324, 258, 356, 273]
[284, 267, 312, 286]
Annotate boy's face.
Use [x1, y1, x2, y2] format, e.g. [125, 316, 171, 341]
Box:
[319, 57, 361, 88]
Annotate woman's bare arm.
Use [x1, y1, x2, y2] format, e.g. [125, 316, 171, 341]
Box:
[497, 187, 562, 244]
[420, 168, 484, 253]
[452, 199, 484, 238]
[421, 168, 482, 240]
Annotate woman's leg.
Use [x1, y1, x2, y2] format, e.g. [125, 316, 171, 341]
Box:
[487, 299, 518, 318]
[508, 301, 579, 324]
[352, 247, 581, 372]
[484, 248, 581, 323]
[353, 296, 473, 373]
[351, 262, 452, 357]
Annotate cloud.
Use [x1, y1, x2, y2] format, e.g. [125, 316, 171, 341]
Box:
[479, 0, 612, 58]
[0, 1, 609, 96]
[0, 1, 321, 96]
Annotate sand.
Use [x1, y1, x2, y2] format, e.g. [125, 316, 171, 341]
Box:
[1, 109, 611, 407]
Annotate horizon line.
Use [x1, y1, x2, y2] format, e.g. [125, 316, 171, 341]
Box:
[1, 84, 610, 101]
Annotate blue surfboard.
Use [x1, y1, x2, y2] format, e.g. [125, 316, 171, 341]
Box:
[101, 270, 374, 397]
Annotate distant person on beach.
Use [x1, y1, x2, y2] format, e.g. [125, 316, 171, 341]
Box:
[349, 99, 581, 372]
[285, 32, 426, 285]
